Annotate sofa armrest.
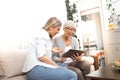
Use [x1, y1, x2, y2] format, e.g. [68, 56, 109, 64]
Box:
[89, 55, 99, 70]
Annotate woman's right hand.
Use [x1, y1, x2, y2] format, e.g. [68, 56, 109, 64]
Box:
[51, 47, 62, 53]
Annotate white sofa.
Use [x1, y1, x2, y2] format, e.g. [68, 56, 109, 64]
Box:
[0, 49, 27, 80]
[0, 49, 96, 80]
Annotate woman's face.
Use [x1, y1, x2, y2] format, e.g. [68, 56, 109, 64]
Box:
[63, 27, 75, 37]
[49, 26, 61, 37]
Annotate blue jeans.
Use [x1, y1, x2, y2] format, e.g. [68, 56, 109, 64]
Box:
[57, 62, 67, 67]
[26, 65, 77, 80]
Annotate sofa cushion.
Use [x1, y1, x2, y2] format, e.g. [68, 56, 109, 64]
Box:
[0, 66, 4, 77]
[81, 56, 94, 65]
[0, 74, 26, 80]
[0, 49, 27, 77]
[0, 61, 4, 77]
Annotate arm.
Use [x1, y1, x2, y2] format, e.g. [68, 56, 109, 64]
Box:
[71, 37, 82, 61]
[34, 34, 58, 66]
[38, 55, 58, 66]
[52, 38, 63, 62]
[73, 37, 80, 50]
[71, 53, 82, 61]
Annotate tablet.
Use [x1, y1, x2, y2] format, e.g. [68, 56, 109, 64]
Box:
[62, 49, 84, 57]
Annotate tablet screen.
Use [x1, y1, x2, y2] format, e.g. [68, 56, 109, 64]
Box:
[62, 49, 84, 57]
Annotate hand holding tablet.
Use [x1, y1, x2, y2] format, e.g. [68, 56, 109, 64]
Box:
[62, 49, 84, 57]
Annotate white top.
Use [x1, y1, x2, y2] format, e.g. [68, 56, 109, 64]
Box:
[64, 46, 73, 63]
[22, 29, 58, 72]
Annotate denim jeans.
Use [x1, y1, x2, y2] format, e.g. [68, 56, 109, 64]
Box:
[57, 62, 67, 67]
[26, 65, 77, 80]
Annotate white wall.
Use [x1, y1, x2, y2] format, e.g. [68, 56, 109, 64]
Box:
[0, 0, 67, 49]
[77, 0, 99, 11]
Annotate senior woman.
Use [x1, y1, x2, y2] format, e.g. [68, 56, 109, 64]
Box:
[52, 20, 91, 80]
[22, 17, 77, 80]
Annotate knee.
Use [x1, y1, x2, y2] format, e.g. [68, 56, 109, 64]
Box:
[63, 68, 77, 80]
[82, 60, 91, 67]
[70, 70, 78, 79]
[73, 68, 83, 75]
[68, 66, 83, 76]
[64, 70, 77, 80]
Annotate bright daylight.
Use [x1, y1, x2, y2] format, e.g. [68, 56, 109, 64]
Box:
[0, 0, 67, 49]
[0, 0, 120, 80]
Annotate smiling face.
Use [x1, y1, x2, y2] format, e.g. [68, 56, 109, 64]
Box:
[63, 20, 76, 37]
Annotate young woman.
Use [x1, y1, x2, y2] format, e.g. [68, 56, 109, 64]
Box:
[22, 17, 77, 80]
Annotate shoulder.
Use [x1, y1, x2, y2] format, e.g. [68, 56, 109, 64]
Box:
[31, 29, 50, 42]
[54, 35, 62, 40]
[71, 37, 78, 41]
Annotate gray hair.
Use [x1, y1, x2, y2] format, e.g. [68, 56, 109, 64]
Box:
[43, 17, 62, 31]
[63, 20, 76, 30]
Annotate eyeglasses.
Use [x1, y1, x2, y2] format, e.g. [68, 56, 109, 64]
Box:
[65, 27, 75, 31]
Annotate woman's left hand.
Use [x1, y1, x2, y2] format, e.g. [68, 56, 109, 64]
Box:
[71, 53, 82, 61]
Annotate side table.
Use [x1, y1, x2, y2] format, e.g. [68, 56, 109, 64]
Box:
[86, 64, 120, 80]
